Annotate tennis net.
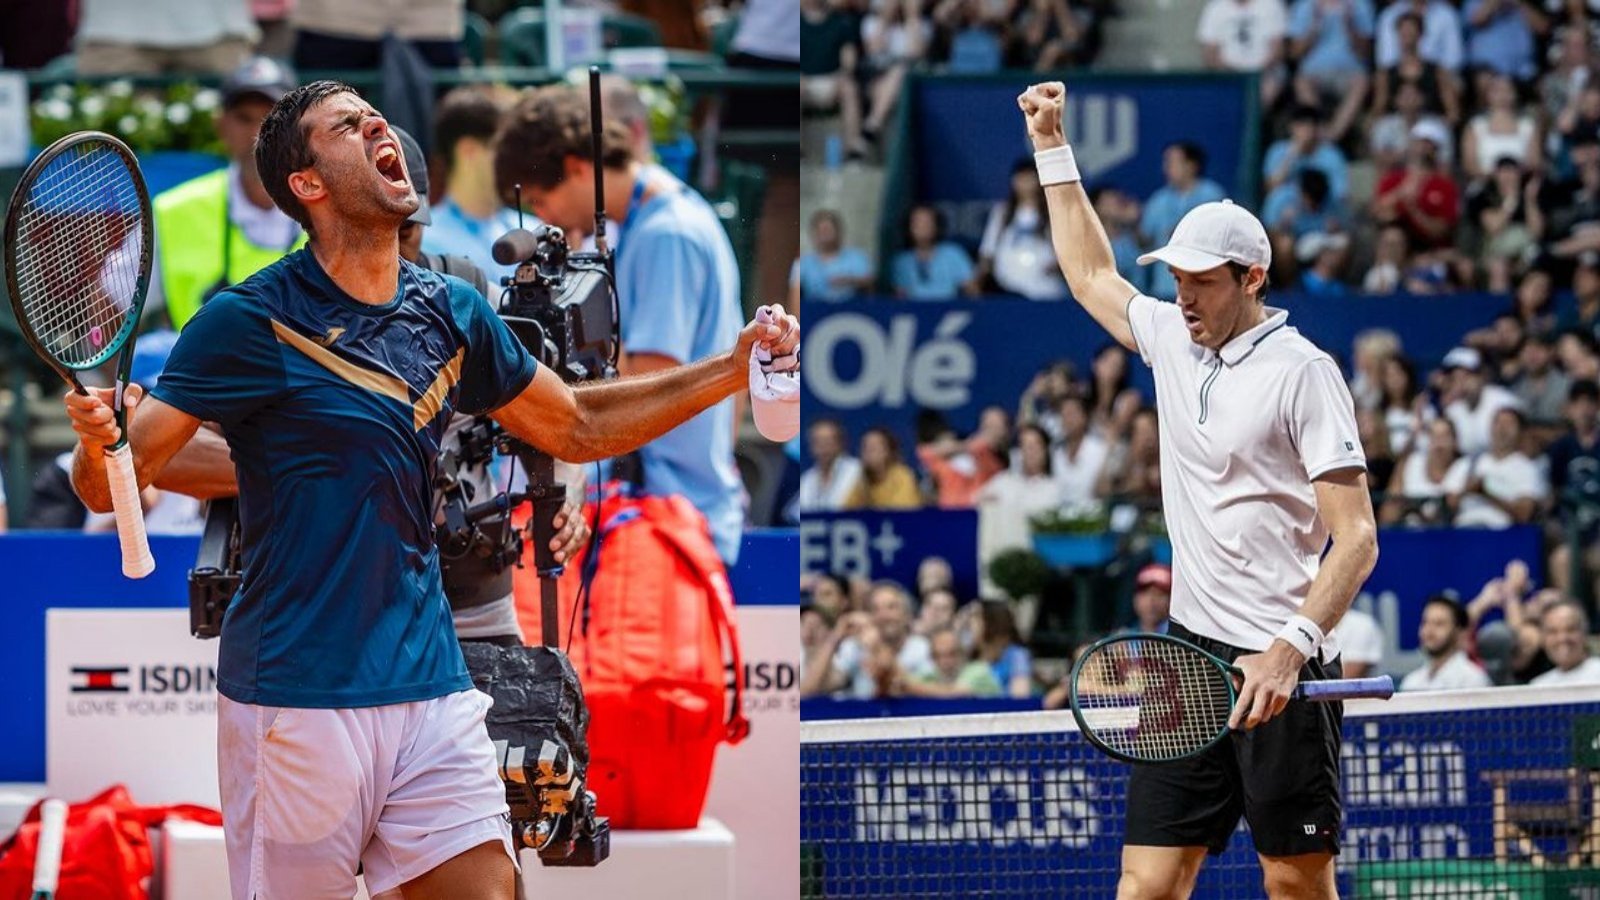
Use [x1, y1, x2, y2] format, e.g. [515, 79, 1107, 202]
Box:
[800, 685, 1600, 898]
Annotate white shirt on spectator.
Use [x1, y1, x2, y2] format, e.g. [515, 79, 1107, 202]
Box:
[832, 634, 934, 699]
[799, 456, 862, 512]
[979, 205, 1069, 300]
[1333, 607, 1385, 670]
[79, 0, 257, 47]
[977, 470, 1062, 568]
[1531, 657, 1600, 686]
[1399, 649, 1492, 690]
[1398, 451, 1470, 500]
[1197, 0, 1289, 71]
[1126, 299, 1366, 657]
[1374, 0, 1464, 70]
[1052, 434, 1109, 506]
[1445, 384, 1522, 456]
[1453, 451, 1547, 528]
[860, 13, 929, 67]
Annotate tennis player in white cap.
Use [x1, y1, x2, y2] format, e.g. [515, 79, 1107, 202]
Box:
[1017, 80, 1380, 900]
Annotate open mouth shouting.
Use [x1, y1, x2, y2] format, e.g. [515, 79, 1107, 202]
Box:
[374, 141, 407, 187]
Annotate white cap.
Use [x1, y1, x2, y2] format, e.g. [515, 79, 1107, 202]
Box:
[1137, 200, 1271, 273]
[1409, 119, 1451, 149]
[1442, 346, 1482, 372]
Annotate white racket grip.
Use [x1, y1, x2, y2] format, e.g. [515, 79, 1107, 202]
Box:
[105, 443, 154, 578]
[32, 799, 67, 893]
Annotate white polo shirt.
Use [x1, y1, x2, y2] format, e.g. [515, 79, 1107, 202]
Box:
[1127, 297, 1367, 657]
[1398, 649, 1492, 691]
[1530, 656, 1600, 687]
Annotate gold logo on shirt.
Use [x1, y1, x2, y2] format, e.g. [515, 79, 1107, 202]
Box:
[269, 319, 463, 431]
[311, 327, 346, 347]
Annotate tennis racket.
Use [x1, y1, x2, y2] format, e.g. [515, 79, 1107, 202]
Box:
[1068, 632, 1394, 764]
[29, 799, 67, 900]
[4, 131, 155, 577]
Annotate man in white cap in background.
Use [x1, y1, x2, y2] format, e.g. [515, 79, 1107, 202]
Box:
[1017, 80, 1379, 900]
[1440, 345, 1523, 456]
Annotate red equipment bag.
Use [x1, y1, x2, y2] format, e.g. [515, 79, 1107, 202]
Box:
[515, 490, 750, 829]
[0, 785, 222, 900]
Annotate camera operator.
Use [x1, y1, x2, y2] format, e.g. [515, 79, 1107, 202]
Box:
[495, 84, 747, 563]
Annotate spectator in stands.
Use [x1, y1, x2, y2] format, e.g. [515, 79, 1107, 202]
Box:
[1555, 86, 1600, 164]
[1006, 0, 1093, 72]
[424, 87, 520, 292]
[918, 556, 956, 597]
[800, 603, 832, 688]
[892, 203, 978, 299]
[1372, 11, 1463, 125]
[801, 0, 868, 159]
[859, 0, 928, 148]
[1051, 394, 1110, 506]
[1362, 223, 1413, 293]
[1270, 170, 1348, 281]
[1017, 360, 1077, 439]
[1296, 231, 1352, 297]
[1090, 186, 1149, 295]
[1558, 253, 1600, 341]
[1545, 380, 1600, 596]
[1558, 329, 1600, 382]
[914, 587, 961, 637]
[1510, 267, 1557, 340]
[807, 571, 854, 620]
[916, 412, 1008, 508]
[1351, 329, 1402, 412]
[935, 0, 1006, 74]
[1332, 606, 1386, 676]
[1374, 0, 1464, 74]
[1463, 0, 1544, 86]
[799, 418, 862, 511]
[1373, 120, 1462, 252]
[1358, 406, 1396, 495]
[1129, 562, 1172, 634]
[1513, 334, 1570, 429]
[1451, 408, 1548, 526]
[149, 56, 304, 331]
[1442, 346, 1525, 455]
[1369, 81, 1456, 174]
[1262, 106, 1350, 235]
[1097, 406, 1161, 504]
[1286, 0, 1375, 143]
[1468, 158, 1545, 291]
[899, 626, 1003, 697]
[1380, 353, 1434, 456]
[1530, 601, 1600, 685]
[977, 160, 1070, 300]
[1463, 75, 1544, 185]
[812, 581, 935, 698]
[845, 427, 922, 508]
[1540, 27, 1597, 123]
[290, 0, 463, 70]
[1140, 143, 1227, 300]
[977, 424, 1063, 569]
[1546, 134, 1600, 261]
[968, 599, 1033, 698]
[1087, 343, 1134, 432]
[1399, 595, 1493, 689]
[1197, 0, 1289, 107]
[798, 209, 874, 302]
[1382, 416, 1467, 525]
[76, 0, 255, 75]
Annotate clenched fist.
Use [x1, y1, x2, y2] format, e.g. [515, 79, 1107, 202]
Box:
[1017, 82, 1067, 151]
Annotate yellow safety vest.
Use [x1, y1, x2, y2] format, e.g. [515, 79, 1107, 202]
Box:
[153, 168, 306, 330]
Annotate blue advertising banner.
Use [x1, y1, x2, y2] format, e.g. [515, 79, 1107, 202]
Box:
[800, 510, 980, 602]
[909, 75, 1255, 250]
[801, 295, 1514, 468]
[801, 694, 1600, 898]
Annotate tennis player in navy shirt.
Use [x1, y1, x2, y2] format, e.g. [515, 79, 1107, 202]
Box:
[64, 81, 798, 900]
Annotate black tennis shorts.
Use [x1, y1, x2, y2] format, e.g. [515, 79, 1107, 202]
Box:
[1123, 619, 1344, 858]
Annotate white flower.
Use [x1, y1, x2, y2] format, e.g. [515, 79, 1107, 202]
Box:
[192, 89, 220, 112]
[80, 95, 106, 118]
[167, 103, 192, 126]
[46, 84, 73, 102]
[37, 99, 73, 121]
[118, 115, 140, 136]
[136, 97, 164, 117]
[106, 79, 134, 98]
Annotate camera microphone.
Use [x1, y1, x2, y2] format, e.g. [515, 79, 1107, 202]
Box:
[493, 227, 546, 266]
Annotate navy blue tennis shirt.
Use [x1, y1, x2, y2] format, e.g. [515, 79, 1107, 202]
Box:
[151, 249, 537, 708]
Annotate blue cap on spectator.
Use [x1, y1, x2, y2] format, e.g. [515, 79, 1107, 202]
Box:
[129, 329, 180, 389]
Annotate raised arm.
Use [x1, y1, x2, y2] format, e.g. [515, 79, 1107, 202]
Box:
[491, 306, 799, 462]
[1017, 81, 1141, 352]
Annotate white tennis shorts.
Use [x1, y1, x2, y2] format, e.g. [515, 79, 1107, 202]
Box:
[216, 689, 516, 899]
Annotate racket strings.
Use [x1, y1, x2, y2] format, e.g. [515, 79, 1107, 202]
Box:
[1074, 638, 1235, 761]
[12, 140, 145, 368]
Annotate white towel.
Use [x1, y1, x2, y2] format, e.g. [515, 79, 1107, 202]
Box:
[749, 305, 799, 442]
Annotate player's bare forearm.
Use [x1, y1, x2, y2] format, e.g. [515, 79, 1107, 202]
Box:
[1294, 468, 1381, 640]
[66, 389, 202, 513]
[153, 425, 239, 500]
[1018, 81, 1139, 351]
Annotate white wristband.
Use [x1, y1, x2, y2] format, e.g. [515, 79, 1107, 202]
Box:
[1034, 145, 1080, 186]
[1276, 614, 1324, 660]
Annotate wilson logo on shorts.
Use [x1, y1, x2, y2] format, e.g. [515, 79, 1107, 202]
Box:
[70, 667, 131, 693]
[1303, 824, 1316, 835]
